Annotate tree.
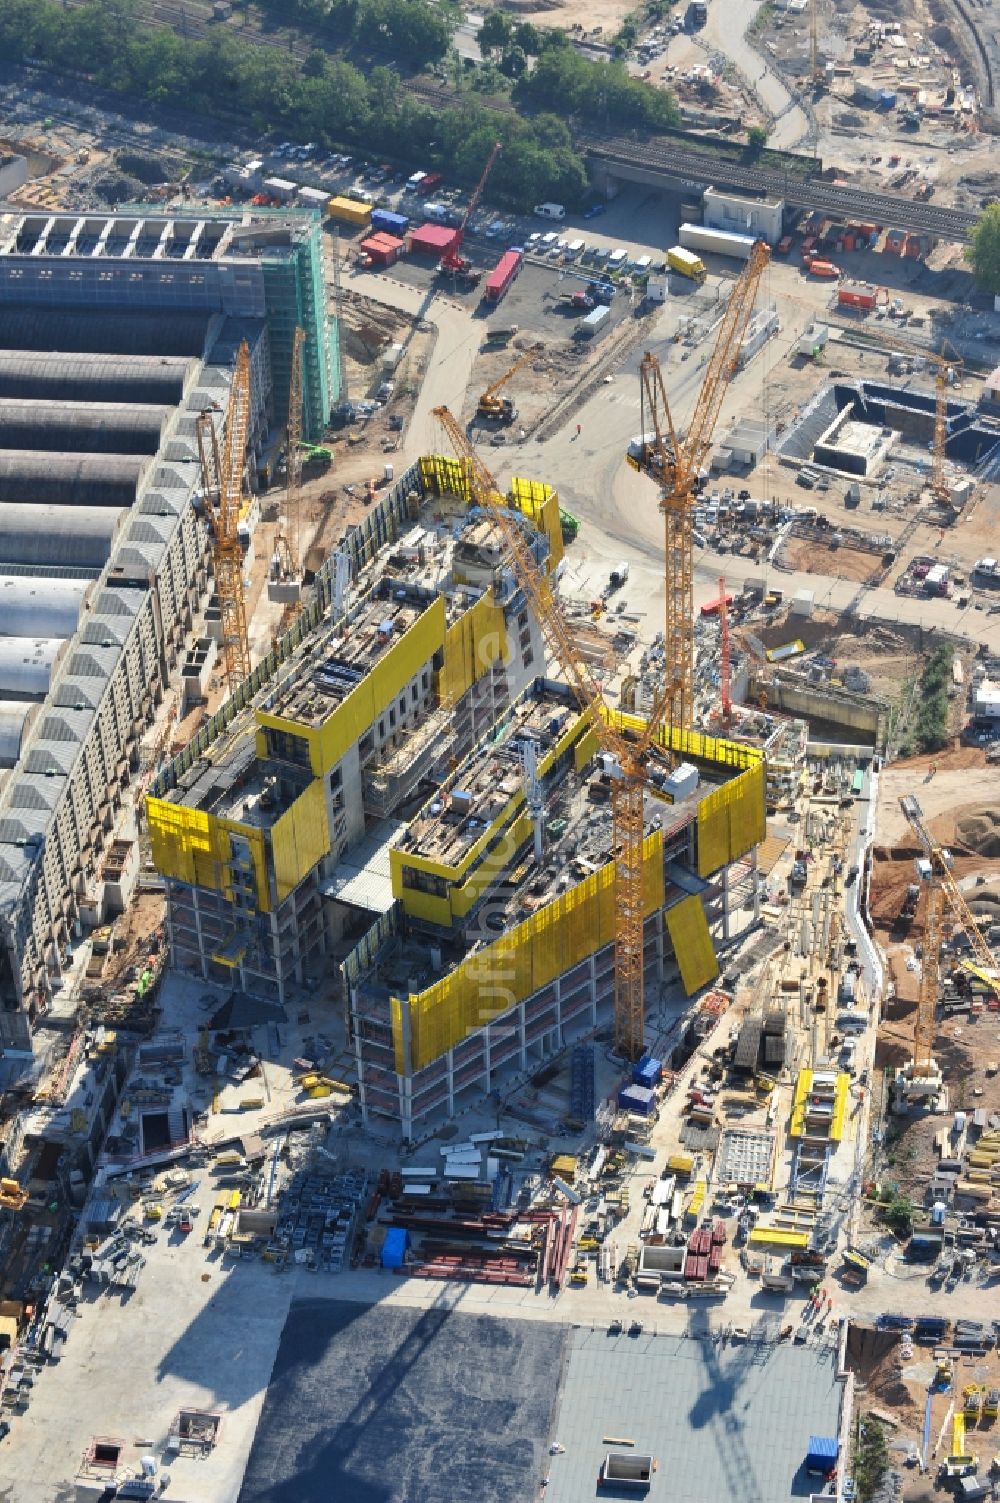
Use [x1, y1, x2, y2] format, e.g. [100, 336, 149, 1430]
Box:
[513, 21, 541, 54]
[478, 9, 513, 56]
[966, 203, 1000, 295]
[746, 124, 768, 154]
[498, 45, 527, 77]
[854, 1418, 888, 1503]
[881, 1194, 914, 1238]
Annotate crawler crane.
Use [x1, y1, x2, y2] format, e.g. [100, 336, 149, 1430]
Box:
[897, 793, 1000, 1101]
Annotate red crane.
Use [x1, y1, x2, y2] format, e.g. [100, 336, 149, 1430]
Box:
[718, 574, 732, 723]
[440, 140, 502, 275]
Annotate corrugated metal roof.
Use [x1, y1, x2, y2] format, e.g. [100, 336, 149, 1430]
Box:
[544, 1330, 842, 1503]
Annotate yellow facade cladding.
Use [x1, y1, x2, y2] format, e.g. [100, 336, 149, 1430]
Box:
[437, 590, 507, 706]
[390, 708, 593, 920]
[789, 1068, 812, 1137]
[393, 831, 665, 1073]
[665, 895, 719, 993]
[257, 595, 447, 778]
[147, 793, 271, 913]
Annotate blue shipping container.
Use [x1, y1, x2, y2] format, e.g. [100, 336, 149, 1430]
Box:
[806, 1436, 838, 1474]
[878, 89, 897, 109]
[372, 210, 409, 235]
[618, 1084, 656, 1116]
[633, 1055, 662, 1088]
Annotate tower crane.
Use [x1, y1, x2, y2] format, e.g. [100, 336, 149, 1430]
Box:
[476, 347, 539, 426]
[866, 330, 963, 509]
[440, 141, 502, 276]
[196, 340, 252, 694]
[628, 239, 770, 735]
[900, 794, 999, 993]
[433, 247, 767, 1058]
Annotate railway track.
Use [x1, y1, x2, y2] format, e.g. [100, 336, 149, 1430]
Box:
[583, 133, 979, 242]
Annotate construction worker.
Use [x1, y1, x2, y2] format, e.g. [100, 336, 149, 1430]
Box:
[575, 423, 582, 438]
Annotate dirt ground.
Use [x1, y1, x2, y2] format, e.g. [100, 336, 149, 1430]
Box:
[785, 535, 882, 584]
[496, 0, 633, 34]
[873, 751, 995, 846]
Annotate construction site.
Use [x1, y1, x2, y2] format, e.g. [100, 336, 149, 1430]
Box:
[0, 62, 999, 1503]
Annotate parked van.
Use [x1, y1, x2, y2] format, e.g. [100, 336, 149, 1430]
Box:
[534, 202, 566, 220]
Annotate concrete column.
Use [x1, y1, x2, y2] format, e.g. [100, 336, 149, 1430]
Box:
[656, 914, 665, 982]
[446, 1049, 455, 1118]
[589, 955, 598, 1027]
[518, 1002, 527, 1071]
[398, 1074, 413, 1142]
[751, 846, 761, 923]
[554, 977, 563, 1050]
[721, 861, 731, 942]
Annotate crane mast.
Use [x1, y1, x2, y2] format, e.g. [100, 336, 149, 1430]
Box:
[195, 340, 251, 694]
[632, 240, 769, 734]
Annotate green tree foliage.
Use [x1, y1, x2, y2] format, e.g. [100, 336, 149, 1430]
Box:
[477, 9, 514, 56]
[746, 124, 768, 153]
[966, 203, 1000, 295]
[854, 1417, 888, 1503]
[0, 0, 589, 207]
[514, 48, 680, 130]
[913, 644, 953, 753]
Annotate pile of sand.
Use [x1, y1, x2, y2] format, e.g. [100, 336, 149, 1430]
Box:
[956, 806, 1000, 858]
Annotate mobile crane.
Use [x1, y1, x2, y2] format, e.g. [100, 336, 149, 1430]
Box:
[440, 141, 502, 277]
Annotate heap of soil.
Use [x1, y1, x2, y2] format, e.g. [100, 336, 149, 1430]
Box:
[955, 806, 1000, 858]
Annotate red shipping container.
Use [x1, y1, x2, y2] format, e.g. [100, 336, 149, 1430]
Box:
[485, 248, 524, 303]
[410, 222, 459, 257]
[359, 232, 404, 267]
[838, 283, 876, 310]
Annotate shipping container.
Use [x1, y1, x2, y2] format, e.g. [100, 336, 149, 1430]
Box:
[576, 304, 611, 337]
[421, 171, 443, 191]
[359, 232, 404, 268]
[484, 248, 524, 302]
[837, 282, 877, 311]
[666, 245, 706, 282]
[410, 222, 459, 257]
[327, 195, 372, 227]
[678, 223, 757, 261]
[371, 209, 409, 236]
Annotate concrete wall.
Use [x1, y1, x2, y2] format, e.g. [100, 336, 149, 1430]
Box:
[704, 187, 784, 245]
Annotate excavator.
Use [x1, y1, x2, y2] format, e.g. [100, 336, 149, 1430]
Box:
[476, 349, 538, 426]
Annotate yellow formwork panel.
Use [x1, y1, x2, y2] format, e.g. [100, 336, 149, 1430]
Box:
[420, 454, 472, 501]
[510, 477, 564, 571]
[396, 831, 663, 1072]
[664, 894, 718, 995]
[829, 1071, 850, 1143]
[146, 797, 270, 911]
[574, 725, 599, 771]
[271, 779, 329, 905]
[747, 1228, 809, 1250]
[256, 596, 447, 778]
[697, 760, 766, 877]
[789, 1068, 812, 1138]
[438, 591, 507, 706]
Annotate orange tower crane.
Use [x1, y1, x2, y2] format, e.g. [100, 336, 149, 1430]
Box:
[629, 239, 770, 736]
[196, 340, 252, 694]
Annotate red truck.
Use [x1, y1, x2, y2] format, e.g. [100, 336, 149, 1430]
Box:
[484, 248, 524, 303]
[421, 171, 443, 191]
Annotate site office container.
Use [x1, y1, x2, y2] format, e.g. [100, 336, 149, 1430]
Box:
[410, 223, 459, 257]
[485, 248, 524, 302]
[359, 233, 404, 268]
[838, 283, 877, 311]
